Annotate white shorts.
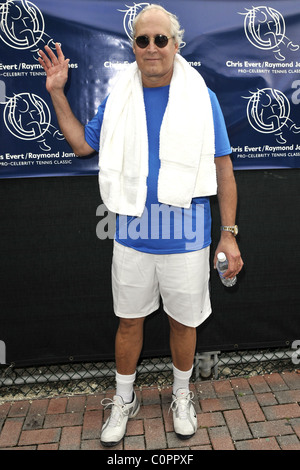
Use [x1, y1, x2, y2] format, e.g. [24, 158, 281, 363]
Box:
[111, 241, 211, 328]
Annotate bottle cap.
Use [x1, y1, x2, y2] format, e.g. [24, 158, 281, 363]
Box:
[217, 252, 226, 262]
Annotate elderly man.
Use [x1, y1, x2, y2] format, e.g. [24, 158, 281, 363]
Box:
[39, 4, 243, 447]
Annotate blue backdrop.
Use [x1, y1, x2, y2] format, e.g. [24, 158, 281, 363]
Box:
[0, 0, 300, 178]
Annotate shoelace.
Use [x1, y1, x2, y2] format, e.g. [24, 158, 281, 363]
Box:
[169, 391, 195, 419]
[101, 397, 129, 427]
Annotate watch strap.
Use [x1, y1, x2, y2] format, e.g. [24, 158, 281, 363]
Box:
[221, 225, 238, 236]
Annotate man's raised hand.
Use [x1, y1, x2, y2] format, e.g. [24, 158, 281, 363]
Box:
[38, 43, 70, 94]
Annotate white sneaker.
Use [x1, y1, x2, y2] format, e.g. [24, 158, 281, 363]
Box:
[170, 388, 197, 439]
[100, 392, 140, 447]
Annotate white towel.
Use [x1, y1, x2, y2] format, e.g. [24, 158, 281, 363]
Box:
[99, 54, 216, 217]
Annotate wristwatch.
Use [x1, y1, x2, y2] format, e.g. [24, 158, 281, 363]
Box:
[220, 225, 239, 236]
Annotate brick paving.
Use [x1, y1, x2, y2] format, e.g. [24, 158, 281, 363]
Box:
[0, 371, 300, 450]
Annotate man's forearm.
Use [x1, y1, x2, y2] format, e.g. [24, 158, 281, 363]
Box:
[50, 90, 92, 156]
[38, 43, 94, 156]
[213, 155, 243, 276]
[216, 155, 237, 226]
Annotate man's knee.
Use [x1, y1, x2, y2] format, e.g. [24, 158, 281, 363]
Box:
[118, 317, 145, 334]
[168, 316, 195, 333]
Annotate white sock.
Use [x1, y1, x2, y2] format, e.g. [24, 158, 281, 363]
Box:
[115, 371, 136, 403]
[172, 364, 193, 395]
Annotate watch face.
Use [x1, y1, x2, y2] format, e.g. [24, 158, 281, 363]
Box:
[234, 225, 238, 236]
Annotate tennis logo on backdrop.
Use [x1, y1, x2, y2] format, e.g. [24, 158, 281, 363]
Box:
[0, 340, 6, 364]
[243, 88, 300, 144]
[2, 92, 65, 151]
[0, 0, 56, 58]
[118, 3, 150, 40]
[4, 92, 50, 145]
[0, 1, 67, 153]
[241, 5, 299, 61]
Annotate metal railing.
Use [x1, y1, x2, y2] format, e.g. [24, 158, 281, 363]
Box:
[0, 348, 297, 401]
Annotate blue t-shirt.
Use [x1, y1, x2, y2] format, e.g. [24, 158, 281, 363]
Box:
[85, 86, 231, 254]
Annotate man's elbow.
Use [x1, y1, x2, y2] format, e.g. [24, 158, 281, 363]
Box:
[73, 142, 95, 157]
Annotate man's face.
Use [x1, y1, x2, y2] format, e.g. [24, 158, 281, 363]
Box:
[133, 9, 179, 87]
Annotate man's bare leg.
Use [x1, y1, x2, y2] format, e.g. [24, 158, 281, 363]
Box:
[168, 316, 196, 372]
[115, 317, 145, 374]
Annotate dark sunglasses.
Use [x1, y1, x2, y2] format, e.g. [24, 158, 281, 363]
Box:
[134, 34, 173, 49]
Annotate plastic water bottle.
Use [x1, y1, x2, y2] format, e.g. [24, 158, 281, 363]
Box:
[216, 252, 237, 287]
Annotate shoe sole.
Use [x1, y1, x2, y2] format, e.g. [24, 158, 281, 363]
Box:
[130, 401, 141, 418]
[100, 401, 141, 447]
[101, 439, 121, 447]
[175, 431, 196, 440]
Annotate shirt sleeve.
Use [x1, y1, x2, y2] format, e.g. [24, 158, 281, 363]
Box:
[208, 89, 232, 158]
[84, 96, 108, 151]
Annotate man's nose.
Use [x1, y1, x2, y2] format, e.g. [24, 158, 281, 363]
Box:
[147, 38, 158, 51]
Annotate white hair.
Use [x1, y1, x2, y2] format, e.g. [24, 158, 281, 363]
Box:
[131, 4, 185, 47]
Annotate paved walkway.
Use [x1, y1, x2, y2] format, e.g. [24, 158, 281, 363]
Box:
[1, 371, 300, 451]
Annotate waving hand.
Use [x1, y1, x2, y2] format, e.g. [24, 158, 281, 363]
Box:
[38, 43, 70, 93]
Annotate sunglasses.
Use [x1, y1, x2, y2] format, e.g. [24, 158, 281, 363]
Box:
[134, 34, 173, 49]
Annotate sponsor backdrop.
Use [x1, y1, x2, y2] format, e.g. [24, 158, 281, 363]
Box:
[0, 0, 300, 178]
[0, 1, 299, 367]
